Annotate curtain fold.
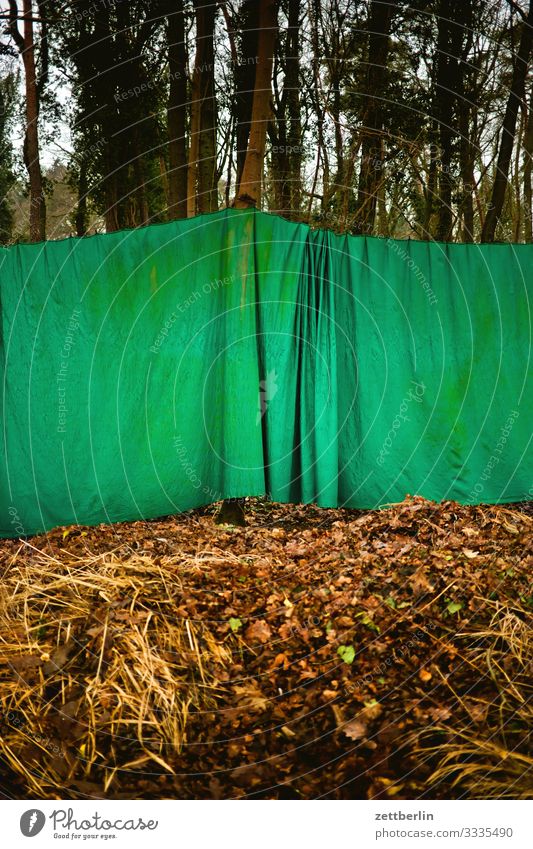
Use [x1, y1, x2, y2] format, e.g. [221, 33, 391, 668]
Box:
[0, 208, 531, 537]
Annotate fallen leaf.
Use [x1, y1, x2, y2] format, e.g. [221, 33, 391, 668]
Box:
[43, 642, 75, 676]
[342, 718, 367, 740]
[337, 645, 355, 664]
[429, 706, 452, 722]
[363, 700, 383, 720]
[245, 619, 272, 644]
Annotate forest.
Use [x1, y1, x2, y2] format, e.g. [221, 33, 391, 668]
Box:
[0, 0, 532, 245]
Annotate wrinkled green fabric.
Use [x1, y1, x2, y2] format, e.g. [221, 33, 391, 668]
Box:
[0, 208, 531, 537]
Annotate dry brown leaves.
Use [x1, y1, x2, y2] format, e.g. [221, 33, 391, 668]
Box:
[0, 496, 531, 800]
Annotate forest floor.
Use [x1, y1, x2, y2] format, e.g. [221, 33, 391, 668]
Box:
[0, 496, 531, 800]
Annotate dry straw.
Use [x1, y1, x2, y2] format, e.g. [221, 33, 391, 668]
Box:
[414, 600, 533, 799]
[0, 499, 531, 799]
[0, 544, 231, 797]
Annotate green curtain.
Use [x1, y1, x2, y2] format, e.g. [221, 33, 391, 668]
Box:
[1, 208, 531, 537]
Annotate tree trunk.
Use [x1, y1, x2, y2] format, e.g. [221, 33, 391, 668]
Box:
[424, 128, 439, 236]
[285, 0, 302, 217]
[133, 131, 149, 226]
[215, 497, 246, 526]
[308, 0, 327, 223]
[90, 2, 121, 232]
[187, 66, 201, 217]
[457, 0, 475, 242]
[23, 0, 46, 241]
[188, 1, 218, 215]
[104, 173, 120, 233]
[481, 0, 533, 242]
[435, 2, 454, 241]
[166, 0, 188, 219]
[219, 0, 277, 524]
[522, 82, 533, 241]
[235, 0, 278, 208]
[195, 0, 218, 212]
[459, 107, 476, 242]
[434, 0, 463, 242]
[267, 48, 287, 214]
[329, 64, 344, 218]
[353, 0, 395, 235]
[10, 0, 46, 241]
[75, 161, 88, 237]
[234, 0, 260, 190]
[268, 0, 302, 217]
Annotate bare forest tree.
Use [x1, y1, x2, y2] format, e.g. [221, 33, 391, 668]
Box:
[481, 0, 533, 241]
[8, 0, 47, 241]
[1, 0, 532, 245]
[166, 0, 188, 220]
[235, 0, 279, 208]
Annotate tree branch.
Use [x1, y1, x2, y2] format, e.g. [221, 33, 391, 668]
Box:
[7, 1, 24, 52]
[506, 0, 528, 21]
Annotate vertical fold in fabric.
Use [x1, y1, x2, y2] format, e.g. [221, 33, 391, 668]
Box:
[0, 209, 531, 537]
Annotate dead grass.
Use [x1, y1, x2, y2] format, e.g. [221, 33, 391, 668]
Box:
[415, 601, 533, 799]
[0, 497, 531, 799]
[0, 544, 231, 796]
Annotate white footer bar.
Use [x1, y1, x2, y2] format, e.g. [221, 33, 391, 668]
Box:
[3, 799, 532, 849]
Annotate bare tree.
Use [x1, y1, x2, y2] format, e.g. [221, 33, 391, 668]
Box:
[353, 0, 396, 236]
[523, 83, 533, 241]
[235, 0, 279, 208]
[269, 0, 302, 218]
[233, 0, 260, 190]
[481, 0, 533, 242]
[188, 0, 218, 216]
[8, 0, 47, 241]
[166, 0, 188, 219]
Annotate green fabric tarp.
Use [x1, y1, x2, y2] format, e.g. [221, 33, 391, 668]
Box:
[0, 208, 531, 537]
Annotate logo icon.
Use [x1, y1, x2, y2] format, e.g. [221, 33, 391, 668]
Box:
[20, 809, 46, 837]
[256, 369, 279, 425]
